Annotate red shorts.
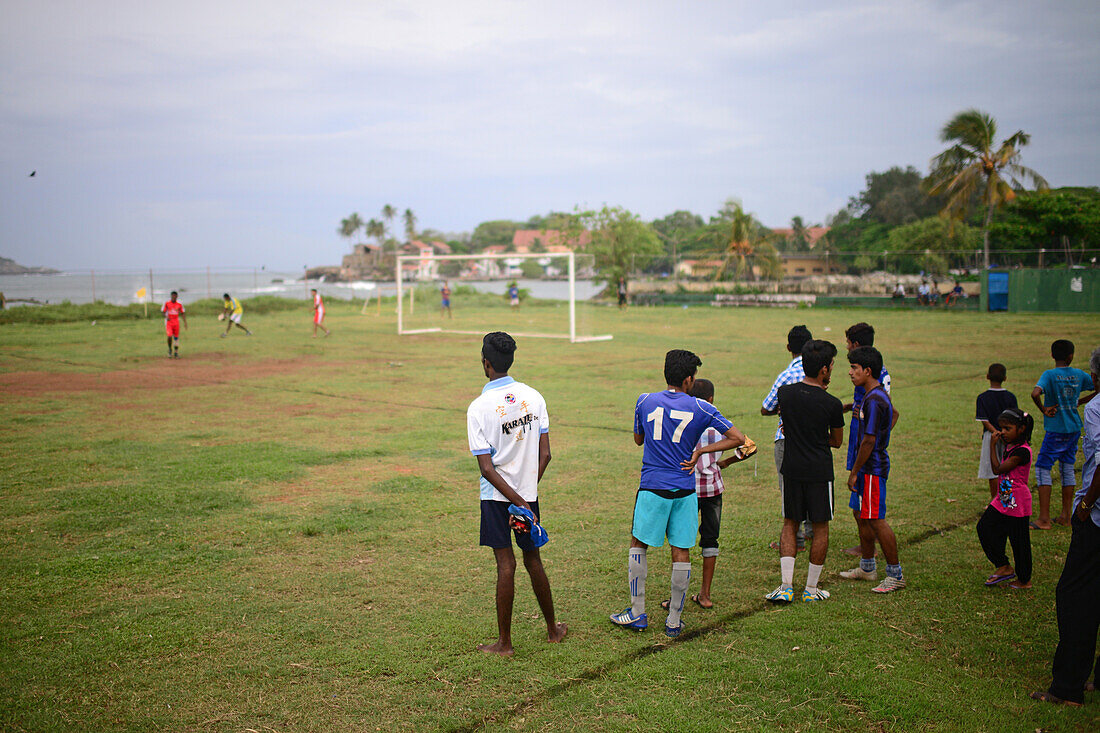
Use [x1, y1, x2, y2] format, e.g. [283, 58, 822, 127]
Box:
[314, 308, 324, 324]
[165, 321, 180, 337]
[849, 473, 887, 519]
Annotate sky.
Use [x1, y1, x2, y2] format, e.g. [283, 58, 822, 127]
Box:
[2, 0, 1098, 271]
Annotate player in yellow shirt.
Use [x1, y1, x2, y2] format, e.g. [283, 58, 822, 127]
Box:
[221, 293, 252, 337]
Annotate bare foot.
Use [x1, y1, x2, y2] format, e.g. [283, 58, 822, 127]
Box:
[477, 641, 514, 656]
[1086, 682, 1096, 692]
[1030, 690, 1082, 707]
[1053, 516, 1071, 527]
[547, 622, 567, 643]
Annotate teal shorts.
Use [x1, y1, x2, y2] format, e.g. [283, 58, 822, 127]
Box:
[631, 490, 698, 549]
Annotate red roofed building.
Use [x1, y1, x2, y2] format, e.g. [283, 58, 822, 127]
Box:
[511, 229, 591, 253]
[771, 226, 831, 249]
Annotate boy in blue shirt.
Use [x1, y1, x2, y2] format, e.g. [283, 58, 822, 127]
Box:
[839, 346, 904, 593]
[1031, 340, 1098, 529]
[611, 349, 746, 637]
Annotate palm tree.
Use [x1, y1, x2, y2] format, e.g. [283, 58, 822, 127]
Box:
[366, 218, 385, 263]
[381, 204, 397, 252]
[714, 201, 765, 282]
[338, 212, 364, 246]
[926, 109, 1048, 270]
[403, 208, 417, 243]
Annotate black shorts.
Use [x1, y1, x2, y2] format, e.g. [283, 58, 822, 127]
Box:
[480, 499, 541, 550]
[698, 494, 722, 552]
[782, 479, 833, 524]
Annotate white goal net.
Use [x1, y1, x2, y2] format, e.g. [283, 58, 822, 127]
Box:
[395, 251, 612, 343]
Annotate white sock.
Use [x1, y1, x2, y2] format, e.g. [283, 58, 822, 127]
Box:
[629, 549, 647, 616]
[667, 562, 691, 628]
[806, 562, 824, 591]
[780, 556, 795, 589]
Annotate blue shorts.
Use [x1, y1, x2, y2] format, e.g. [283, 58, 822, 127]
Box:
[848, 473, 887, 519]
[632, 490, 698, 549]
[1035, 431, 1079, 485]
[441, 299, 450, 307]
[480, 499, 540, 550]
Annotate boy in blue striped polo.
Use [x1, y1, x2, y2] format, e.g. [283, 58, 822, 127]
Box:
[610, 349, 746, 637]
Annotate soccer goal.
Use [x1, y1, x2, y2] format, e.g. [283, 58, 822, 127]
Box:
[395, 251, 612, 343]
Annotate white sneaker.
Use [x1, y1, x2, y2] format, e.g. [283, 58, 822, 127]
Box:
[802, 587, 831, 602]
[872, 576, 906, 593]
[839, 566, 878, 581]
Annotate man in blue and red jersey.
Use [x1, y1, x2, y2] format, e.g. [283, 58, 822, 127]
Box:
[610, 349, 746, 637]
[839, 346, 905, 593]
[161, 291, 187, 359]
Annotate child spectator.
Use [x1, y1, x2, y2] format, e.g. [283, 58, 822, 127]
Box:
[839, 347, 904, 592]
[976, 408, 1035, 589]
[1030, 340, 1098, 529]
[977, 364, 1018, 499]
[666, 378, 751, 610]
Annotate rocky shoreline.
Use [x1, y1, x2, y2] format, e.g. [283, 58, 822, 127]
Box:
[1, 257, 60, 275]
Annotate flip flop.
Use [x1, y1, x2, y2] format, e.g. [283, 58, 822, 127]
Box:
[1028, 521, 1052, 530]
[691, 593, 713, 609]
[985, 573, 1016, 586]
[659, 598, 670, 611]
[1030, 691, 1083, 708]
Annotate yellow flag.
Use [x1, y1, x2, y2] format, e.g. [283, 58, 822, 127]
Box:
[135, 287, 146, 298]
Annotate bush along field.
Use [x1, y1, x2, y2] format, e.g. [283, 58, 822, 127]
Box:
[2, 300, 1099, 731]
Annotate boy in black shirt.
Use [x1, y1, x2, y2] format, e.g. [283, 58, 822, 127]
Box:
[976, 363, 1017, 498]
[766, 339, 845, 603]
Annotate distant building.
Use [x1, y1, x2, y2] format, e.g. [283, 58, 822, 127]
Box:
[778, 254, 836, 277]
[511, 229, 590, 253]
[771, 226, 831, 249]
[341, 243, 381, 280]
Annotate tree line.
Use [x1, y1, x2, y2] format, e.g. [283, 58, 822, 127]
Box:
[338, 110, 1099, 284]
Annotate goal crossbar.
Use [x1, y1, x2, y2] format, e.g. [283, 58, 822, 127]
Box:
[395, 251, 612, 343]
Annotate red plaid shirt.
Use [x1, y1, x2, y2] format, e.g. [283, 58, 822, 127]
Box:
[694, 427, 724, 498]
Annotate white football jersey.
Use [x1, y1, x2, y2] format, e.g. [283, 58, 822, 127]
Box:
[467, 376, 549, 502]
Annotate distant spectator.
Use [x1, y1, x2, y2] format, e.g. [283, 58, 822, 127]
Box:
[917, 282, 930, 306]
[892, 283, 905, 300]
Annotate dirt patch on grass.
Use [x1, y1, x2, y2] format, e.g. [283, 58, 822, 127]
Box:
[0, 356, 322, 397]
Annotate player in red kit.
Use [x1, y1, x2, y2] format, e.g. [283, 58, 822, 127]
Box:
[162, 291, 188, 358]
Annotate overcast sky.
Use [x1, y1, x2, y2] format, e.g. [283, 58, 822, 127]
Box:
[2, 0, 1098, 271]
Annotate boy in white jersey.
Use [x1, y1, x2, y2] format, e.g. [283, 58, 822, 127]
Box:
[611, 349, 746, 637]
[310, 288, 329, 337]
[467, 331, 567, 655]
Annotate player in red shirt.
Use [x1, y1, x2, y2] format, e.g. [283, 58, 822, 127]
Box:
[161, 291, 188, 358]
[311, 288, 330, 338]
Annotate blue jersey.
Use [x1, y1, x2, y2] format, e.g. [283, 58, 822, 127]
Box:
[855, 386, 892, 478]
[1037, 367, 1094, 435]
[848, 365, 890, 470]
[634, 390, 733, 491]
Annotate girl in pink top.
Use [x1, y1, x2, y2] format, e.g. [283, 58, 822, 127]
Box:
[976, 408, 1035, 589]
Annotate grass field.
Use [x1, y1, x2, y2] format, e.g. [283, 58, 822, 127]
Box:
[2, 299, 1099, 732]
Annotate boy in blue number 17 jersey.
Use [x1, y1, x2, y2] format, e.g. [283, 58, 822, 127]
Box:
[610, 349, 746, 637]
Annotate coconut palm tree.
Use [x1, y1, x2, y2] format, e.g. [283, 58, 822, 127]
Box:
[338, 212, 364, 246]
[403, 208, 417, 243]
[926, 109, 1048, 270]
[714, 201, 765, 282]
[381, 204, 397, 252]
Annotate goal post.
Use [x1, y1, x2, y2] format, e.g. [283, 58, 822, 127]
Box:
[395, 251, 612, 343]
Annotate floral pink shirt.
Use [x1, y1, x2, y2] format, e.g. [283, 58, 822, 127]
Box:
[990, 442, 1032, 518]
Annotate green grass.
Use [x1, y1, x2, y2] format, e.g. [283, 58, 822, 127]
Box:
[2, 300, 1099, 731]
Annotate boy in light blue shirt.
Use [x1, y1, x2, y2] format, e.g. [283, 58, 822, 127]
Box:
[1030, 339, 1097, 529]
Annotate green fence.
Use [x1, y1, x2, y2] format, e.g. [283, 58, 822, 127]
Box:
[985, 269, 1100, 313]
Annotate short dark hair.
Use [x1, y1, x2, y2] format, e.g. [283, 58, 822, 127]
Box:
[170, 290, 178, 297]
[223, 293, 230, 299]
[664, 349, 702, 387]
[987, 363, 1007, 382]
[998, 407, 1034, 444]
[482, 331, 516, 373]
[690, 378, 714, 402]
[847, 346, 883, 378]
[845, 322, 875, 347]
[1051, 339, 1074, 362]
[787, 325, 812, 354]
[311, 288, 317, 293]
[802, 339, 837, 379]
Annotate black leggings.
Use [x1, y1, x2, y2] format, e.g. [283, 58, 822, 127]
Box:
[976, 505, 1032, 583]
